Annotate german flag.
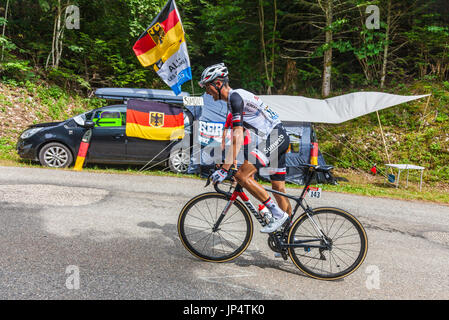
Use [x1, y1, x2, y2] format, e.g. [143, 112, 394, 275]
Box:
[126, 99, 184, 141]
[133, 0, 185, 67]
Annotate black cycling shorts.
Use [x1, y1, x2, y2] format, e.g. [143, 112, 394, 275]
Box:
[243, 124, 290, 181]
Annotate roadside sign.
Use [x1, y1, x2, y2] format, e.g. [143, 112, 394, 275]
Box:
[183, 96, 204, 106]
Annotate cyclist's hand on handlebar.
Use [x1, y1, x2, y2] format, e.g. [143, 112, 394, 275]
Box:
[205, 165, 238, 188]
[211, 168, 229, 184]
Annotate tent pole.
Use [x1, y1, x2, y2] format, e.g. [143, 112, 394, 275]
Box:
[376, 110, 392, 174]
[418, 95, 432, 133]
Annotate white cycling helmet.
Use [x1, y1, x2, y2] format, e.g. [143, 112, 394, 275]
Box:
[198, 63, 229, 88]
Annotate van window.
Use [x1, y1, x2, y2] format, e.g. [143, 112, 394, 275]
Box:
[288, 133, 301, 153]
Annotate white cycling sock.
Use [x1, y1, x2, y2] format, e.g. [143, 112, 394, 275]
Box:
[262, 197, 285, 219]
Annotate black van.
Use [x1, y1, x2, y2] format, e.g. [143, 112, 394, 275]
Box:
[16, 88, 193, 173]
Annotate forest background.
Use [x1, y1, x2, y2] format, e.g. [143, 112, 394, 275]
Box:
[0, 0, 448, 193]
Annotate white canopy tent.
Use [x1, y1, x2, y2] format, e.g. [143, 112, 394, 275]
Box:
[259, 92, 430, 124]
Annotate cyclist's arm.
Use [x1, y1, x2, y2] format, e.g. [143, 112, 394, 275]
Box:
[222, 113, 232, 151]
[223, 126, 243, 170]
[222, 92, 244, 170]
[221, 128, 227, 151]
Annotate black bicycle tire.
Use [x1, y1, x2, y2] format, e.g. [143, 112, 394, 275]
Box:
[178, 192, 253, 262]
[288, 207, 368, 280]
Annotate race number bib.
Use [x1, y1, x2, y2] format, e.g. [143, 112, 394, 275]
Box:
[308, 187, 322, 199]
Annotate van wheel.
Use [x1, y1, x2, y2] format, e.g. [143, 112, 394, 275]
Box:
[39, 142, 73, 168]
[169, 148, 189, 174]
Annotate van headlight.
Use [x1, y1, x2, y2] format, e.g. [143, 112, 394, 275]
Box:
[20, 128, 43, 139]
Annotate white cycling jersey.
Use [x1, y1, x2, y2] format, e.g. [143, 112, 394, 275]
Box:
[227, 89, 281, 138]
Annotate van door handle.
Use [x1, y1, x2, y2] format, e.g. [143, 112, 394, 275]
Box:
[113, 134, 125, 139]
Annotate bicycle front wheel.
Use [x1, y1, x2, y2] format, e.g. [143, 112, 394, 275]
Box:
[178, 192, 253, 262]
[288, 207, 368, 280]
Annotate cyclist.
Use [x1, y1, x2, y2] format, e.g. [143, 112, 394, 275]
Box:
[199, 63, 291, 233]
[221, 111, 292, 217]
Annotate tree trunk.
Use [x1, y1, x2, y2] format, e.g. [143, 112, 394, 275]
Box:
[55, 1, 65, 68]
[258, 0, 271, 94]
[1, 0, 10, 61]
[46, 0, 66, 70]
[281, 59, 297, 94]
[270, 0, 277, 94]
[45, 13, 57, 69]
[322, 0, 333, 98]
[380, 0, 391, 88]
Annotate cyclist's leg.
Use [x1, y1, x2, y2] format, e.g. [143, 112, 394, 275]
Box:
[234, 161, 287, 233]
[234, 161, 270, 203]
[233, 132, 270, 202]
[255, 166, 291, 215]
[237, 133, 289, 225]
[271, 180, 292, 216]
[267, 125, 291, 216]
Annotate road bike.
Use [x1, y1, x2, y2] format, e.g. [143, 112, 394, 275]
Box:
[177, 164, 368, 280]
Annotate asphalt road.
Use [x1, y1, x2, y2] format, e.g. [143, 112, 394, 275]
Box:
[0, 166, 448, 300]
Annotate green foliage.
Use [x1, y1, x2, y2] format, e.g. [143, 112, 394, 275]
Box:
[0, 0, 447, 185]
[0, 33, 36, 83]
[0, 137, 15, 155]
[403, 12, 449, 80]
[48, 67, 91, 90]
[123, 0, 168, 37]
[199, 0, 266, 91]
[351, 28, 386, 61]
[2, 0, 448, 94]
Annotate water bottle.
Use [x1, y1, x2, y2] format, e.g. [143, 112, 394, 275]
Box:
[258, 204, 272, 224]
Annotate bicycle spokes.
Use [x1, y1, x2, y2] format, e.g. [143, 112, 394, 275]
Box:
[178, 193, 253, 262]
[288, 208, 368, 280]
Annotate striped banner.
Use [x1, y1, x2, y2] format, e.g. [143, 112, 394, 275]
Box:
[126, 99, 184, 141]
[133, 0, 192, 95]
[310, 142, 319, 165]
[133, 0, 184, 67]
[310, 127, 318, 165]
[155, 39, 192, 95]
[73, 129, 92, 171]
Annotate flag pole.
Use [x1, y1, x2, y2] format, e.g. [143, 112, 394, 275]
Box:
[190, 79, 195, 96]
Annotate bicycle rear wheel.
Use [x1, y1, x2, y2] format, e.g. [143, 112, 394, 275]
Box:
[178, 192, 253, 262]
[288, 207, 368, 280]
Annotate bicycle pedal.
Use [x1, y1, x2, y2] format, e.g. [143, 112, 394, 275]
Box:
[281, 251, 288, 261]
[274, 252, 288, 261]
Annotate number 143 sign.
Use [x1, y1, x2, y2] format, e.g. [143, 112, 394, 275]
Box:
[308, 187, 322, 199]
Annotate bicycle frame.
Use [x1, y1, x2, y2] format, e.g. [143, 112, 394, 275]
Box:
[211, 168, 330, 250]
